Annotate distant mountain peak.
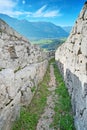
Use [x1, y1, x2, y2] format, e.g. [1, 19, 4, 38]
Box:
[0, 13, 68, 39]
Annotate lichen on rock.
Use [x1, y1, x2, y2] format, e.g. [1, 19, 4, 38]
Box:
[0, 19, 48, 130]
[55, 3, 87, 130]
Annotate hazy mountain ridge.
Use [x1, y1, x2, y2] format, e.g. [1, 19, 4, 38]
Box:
[0, 13, 68, 39]
[63, 26, 72, 33]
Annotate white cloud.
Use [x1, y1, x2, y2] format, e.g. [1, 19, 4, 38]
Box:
[0, 0, 27, 17]
[34, 5, 47, 17]
[0, 0, 17, 16]
[0, 0, 31, 17]
[0, 0, 16, 9]
[31, 5, 61, 18]
[0, 0, 61, 18]
[43, 10, 61, 17]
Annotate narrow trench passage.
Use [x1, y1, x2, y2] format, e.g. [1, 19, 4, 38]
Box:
[12, 60, 75, 130]
[36, 64, 57, 130]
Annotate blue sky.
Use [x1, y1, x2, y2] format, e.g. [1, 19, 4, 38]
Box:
[0, 0, 86, 26]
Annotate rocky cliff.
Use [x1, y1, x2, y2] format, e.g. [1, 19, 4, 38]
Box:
[55, 2, 87, 130]
[0, 19, 48, 130]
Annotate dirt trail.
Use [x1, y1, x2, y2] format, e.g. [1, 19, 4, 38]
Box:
[36, 64, 57, 130]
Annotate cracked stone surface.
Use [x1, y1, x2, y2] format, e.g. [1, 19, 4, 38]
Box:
[0, 19, 48, 130]
[55, 3, 87, 130]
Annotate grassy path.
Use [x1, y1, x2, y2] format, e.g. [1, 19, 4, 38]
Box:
[51, 61, 75, 130]
[12, 59, 75, 130]
[12, 62, 50, 130]
[36, 64, 57, 130]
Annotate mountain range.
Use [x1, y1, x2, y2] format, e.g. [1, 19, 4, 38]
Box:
[0, 13, 69, 39]
[63, 26, 72, 33]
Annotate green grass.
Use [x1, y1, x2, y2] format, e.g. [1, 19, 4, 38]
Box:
[12, 63, 50, 130]
[12, 59, 75, 130]
[14, 66, 21, 73]
[30, 38, 67, 51]
[30, 39, 54, 45]
[51, 62, 75, 130]
[31, 87, 36, 93]
[0, 68, 5, 71]
[31, 38, 67, 45]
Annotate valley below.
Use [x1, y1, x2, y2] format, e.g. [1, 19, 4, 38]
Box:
[30, 38, 67, 51]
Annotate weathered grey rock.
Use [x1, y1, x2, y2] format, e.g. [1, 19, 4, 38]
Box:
[0, 19, 48, 130]
[55, 3, 87, 130]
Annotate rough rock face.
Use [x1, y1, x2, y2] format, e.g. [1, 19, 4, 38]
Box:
[55, 3, 87, 130]
[0, 19, 48, 130]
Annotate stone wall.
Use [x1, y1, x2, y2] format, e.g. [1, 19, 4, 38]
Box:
[55, 3, 87, 130]
[47, 50, 55, 59]
[0, 19, 48, 130]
